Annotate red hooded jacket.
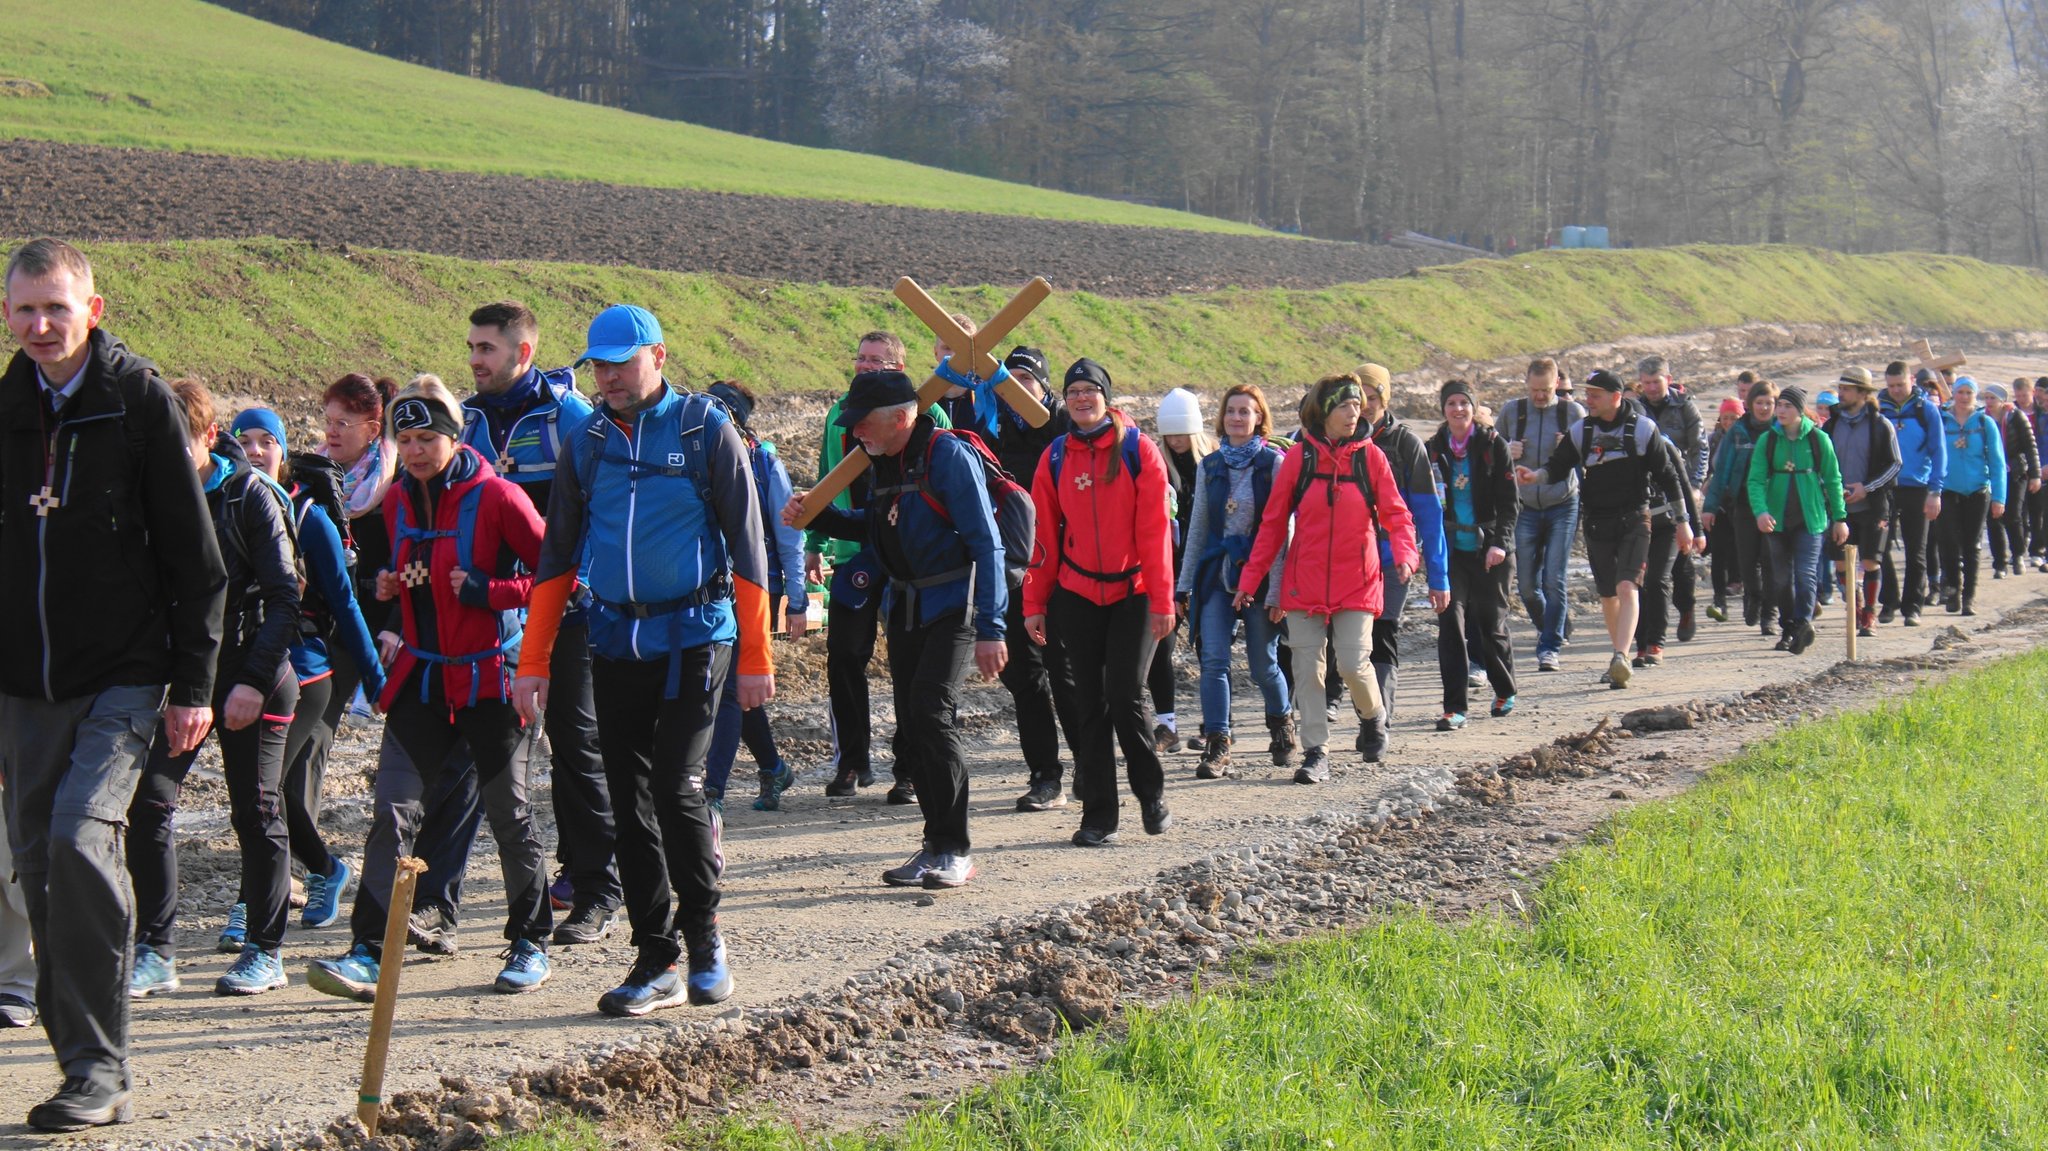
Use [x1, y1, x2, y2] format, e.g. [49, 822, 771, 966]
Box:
[378, 447, 544, 712]
[1237, 431, 1418, 616]
[1023, 412, 1176, 617]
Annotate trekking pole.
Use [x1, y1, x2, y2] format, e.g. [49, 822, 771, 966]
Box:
[1844, 544, 1859, 661]
[357, 856, 428, 1136]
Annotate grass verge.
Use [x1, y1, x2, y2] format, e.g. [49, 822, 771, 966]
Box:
[614, 648, 2048, 1148]
[31, 239, 2048, 403]
[0, 0, 1259, 234]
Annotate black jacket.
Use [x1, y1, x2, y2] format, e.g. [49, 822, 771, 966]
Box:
[0, 330, 226, 706]
[1998, 405, 2041, 478]
[205, 432, 302, 695]
[1425, 422, 1519, 554]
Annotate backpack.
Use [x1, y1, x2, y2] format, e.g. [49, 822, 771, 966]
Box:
[390, 481, 524, 707]
[903, 428, 1038, 588]
[1761, 425, 1818, 477]
[215, 467, 301, 649]
[1046, 425, 1144, 488]
[743, 431, 786, 593]
[1576, 415, 1646, 468]
[1287, 437, 1377, 524]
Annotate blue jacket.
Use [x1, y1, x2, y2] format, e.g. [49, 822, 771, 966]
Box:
[288, 498, 386, 700]
[1369, 415, 1451, 593]
[1881, 389, 1948, 494]
[749, 437, 806, 604]
[460, 367, 592, 513]
[1942, 408, 2008, 503]
[812, 418, 1007, 640]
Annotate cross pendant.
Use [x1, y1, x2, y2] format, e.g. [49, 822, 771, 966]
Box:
[887, 502, 900, 527]
[497, 455, 517, 474]
[28, 486, 59, 517]
[1074, 471, 1093, 491]
[400, 561, 433, 588]
[1224, 498, 1239, 515]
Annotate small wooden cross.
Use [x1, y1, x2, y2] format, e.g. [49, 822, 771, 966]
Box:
[399, 561, 433, 588]
[28, 486, 59, 516]
[497, 455, 518, 474]
[1907, 337, 1967, 378]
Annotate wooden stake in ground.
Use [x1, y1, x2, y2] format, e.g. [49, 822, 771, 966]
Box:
[357, 856, 428, 1136]
[1844, 544, 1859, 661]
[1906, 337, 1967, 380]
[794, 276, 1052, 529]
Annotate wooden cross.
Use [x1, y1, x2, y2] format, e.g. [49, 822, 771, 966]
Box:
[1907, 337, 1967, 378]
[496, 455, 518, 475]
[28, 486, 59, 516]
[794, 276, 1053, 529]
[399, 561, 433, 588]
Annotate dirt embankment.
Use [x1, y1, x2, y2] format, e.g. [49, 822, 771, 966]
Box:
[0, 139, 1442, 296]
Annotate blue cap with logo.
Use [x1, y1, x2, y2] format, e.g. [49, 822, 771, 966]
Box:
[576, 305, 664, 366]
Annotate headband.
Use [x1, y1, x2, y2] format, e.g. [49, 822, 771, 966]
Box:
[1321, 380, 1363, 416]
[391, 397, 460, 438]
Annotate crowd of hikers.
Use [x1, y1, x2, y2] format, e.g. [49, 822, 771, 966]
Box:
[2, 235, 2043, 1130]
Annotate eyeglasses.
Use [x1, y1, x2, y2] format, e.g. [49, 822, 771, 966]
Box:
[1064, 386, 1105, 401]
[854, 356, 903, 370]
[324, 418, 373, 433]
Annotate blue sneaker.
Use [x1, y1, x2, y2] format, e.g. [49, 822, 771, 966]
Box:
[1490, 695, 1516, 718]
[216, 946, 288, 996]
[686, 934, 733, 1005]
[217, 903, 248, 954]
[751, 760, 794, 812]
[307, 943, 380, 1003]
[597, 959, 689, 1017]
[493, 939, 551, 994]
[129, 944, 178, 999]
[301, 858, 354, 929]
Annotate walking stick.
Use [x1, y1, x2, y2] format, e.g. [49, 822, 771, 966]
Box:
[358, 856, 428, 1135]
[1844, 544, 1860, 661]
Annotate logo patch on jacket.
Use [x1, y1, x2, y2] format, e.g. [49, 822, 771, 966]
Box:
[669, 453, 687, 466]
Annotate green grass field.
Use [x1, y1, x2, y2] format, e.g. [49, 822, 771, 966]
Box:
[504, 648, 2048, 1150]
[0, 0, 1260, 235]
[34, 239, 2048, 404]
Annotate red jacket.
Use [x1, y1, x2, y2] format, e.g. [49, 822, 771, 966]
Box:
[1023, 412, 1176, 617]
[1237, 432, 1418, 616]
[378, 447, 544, 712]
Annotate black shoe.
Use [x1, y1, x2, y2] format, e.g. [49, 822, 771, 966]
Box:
[1356, 724, 1385, 764]
[885, 782, 917, 805]
[1676, 609, 1697, 642]
[1944, 591, 1960, 613]
[552, 900, 619, 946]
[27, 1078, 131, 1132]
[825, 770, 858, 797]
[1071, 826, 1119, 848]
[408, 904, 458, 956]
[1743, 598, 1760, 627]
[1858, 625, 1876, 638]
[1878, 604, 1896, 625]
[1961, 597, 1976, 617]
[1773, 635, 1792, 651]
[856, 766, 877, 788]
[1015, 781, 1066, 811]
[1141, 798, 1172, 835]
[1293, 747, 1331, 784]
[1789, 621, 1816, 654]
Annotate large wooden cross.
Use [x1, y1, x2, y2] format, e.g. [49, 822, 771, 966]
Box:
[794, 276, 1052, 528]
[1907, 337, 1967, 378]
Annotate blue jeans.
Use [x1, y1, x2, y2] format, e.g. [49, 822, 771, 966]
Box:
[1515, 502, 1579, 656]
[1196, 585, 1287, 735]
[1766, 531, 1825, 627]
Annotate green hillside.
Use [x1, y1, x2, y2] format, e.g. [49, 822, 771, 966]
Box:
[32, 240, 2048, 409]
[0, 0, 1263, 235]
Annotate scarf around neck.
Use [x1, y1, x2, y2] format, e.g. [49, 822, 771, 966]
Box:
[333, 436, 395, 519]
[1219, 435, 1266, 470]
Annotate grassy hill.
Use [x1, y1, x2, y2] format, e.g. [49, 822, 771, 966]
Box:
[0, 0, 1262, 235]
[34, 240, 2048, 408]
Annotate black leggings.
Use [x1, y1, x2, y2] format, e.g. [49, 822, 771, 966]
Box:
[1989, 475, 2030, 571]
[1051, 589, 1165, 835]
[281, 671, 336, 877]
[130, 668, 298, 955]
[1439, 550, 1515, 712]
[1938, 489, 1992, 602]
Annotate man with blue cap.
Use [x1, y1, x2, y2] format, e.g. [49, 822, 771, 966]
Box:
[513, 304, 776, 1017]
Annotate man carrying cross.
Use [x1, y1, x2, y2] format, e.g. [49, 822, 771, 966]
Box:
[0, 238, 227, 1130]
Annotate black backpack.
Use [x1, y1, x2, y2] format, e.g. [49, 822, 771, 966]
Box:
[1288, 437, 1378, 527]
[901, 428, 1039, 588]
[286, 450, 353, 638]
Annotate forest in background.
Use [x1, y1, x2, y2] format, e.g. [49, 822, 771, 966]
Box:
[223, 0, 2048, 265]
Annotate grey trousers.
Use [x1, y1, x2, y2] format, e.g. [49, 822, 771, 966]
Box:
[0, 684, 166, 1094]
[0, 782, 37, 1004]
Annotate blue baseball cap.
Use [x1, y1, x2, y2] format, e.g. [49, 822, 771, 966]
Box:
[1815, 390, 1838, 407]
[576, 305, 664, 366]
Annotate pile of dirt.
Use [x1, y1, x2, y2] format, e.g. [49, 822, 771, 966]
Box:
[0, 139, 1444, 297]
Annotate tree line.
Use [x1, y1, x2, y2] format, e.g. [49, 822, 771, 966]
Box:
[227, 0, 2048, 265]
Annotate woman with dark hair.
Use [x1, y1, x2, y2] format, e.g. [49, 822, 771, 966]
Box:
[1425, 380, 1519, 729]
[1235, 373, 1419, 783]
[1176, 384, 1290, 778]
[231, 408, 386, 935]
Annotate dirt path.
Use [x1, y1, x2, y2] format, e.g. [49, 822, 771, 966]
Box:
[2, 353, 2044, 1149]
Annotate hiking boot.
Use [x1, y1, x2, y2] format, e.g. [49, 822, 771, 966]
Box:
[1016, 780, 1067, 810]
[408, 904, 459, 957]
[1857, 607, 1877, 637]
[1774, 634, 1793, 651]
[856, 766, 877, 788]
[1153, 723, 1181, 754]
[1184, 733, 1207, 753]
[301, 857, 354, 930]
[553, 900, 619, 945]
[885, 781, 917, 805]
[1071, 826, 1119, 848]
[751, 759, 794, 812]
[217, 903, 248, 953]
[494, 939, 551, 994]
[685, 931, 733, 1005]
[1293, 746, 1331, 784]
[548, 870, 576, 912]
[1878, 604, 1897, 625]
[1789, 621, 1816, 654]
[26, 1077, 130, 1133]
[129, 945, 177, 999]
[882, 848, 936, 887]
[1140, 798, 1172, 836]
[922, 852, 975, 889]
[215, 946, 288, 997]
[1195, 732, 1234, 779]
[824, 769, 859, 798]
[1536, 651, 1560, 672]
[1356, 721, 1385, 764]
[1677, 609, 1697, 642]
[1606, 652, 1632, 690]
[598, 958, 687, 1018]
[1491, 695, 1516, 717]
[1265, 713, 1298, 767]
[1436, 712, 1466, 731]
[307, 943, 380, 1002]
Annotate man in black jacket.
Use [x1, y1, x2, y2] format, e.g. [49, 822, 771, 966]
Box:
[1825, 368, 1901, 636]
[1633, 356, 1708, 655]
[0, 239, 227, 1130]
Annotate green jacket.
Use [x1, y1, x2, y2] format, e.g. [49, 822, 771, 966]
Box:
[804, 396, 950, 563]
[1745, 416, 1847, 532]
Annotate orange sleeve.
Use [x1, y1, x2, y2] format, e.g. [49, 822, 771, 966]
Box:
[734, 576, 774, 677]
[516, 573, 576, 679]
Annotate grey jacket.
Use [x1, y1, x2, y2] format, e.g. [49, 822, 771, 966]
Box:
[1498, 396, 1586, 511]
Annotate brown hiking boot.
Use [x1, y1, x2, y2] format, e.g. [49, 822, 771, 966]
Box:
[1195, 731, 1233, 779]
[1265, 713, 1298, 767]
